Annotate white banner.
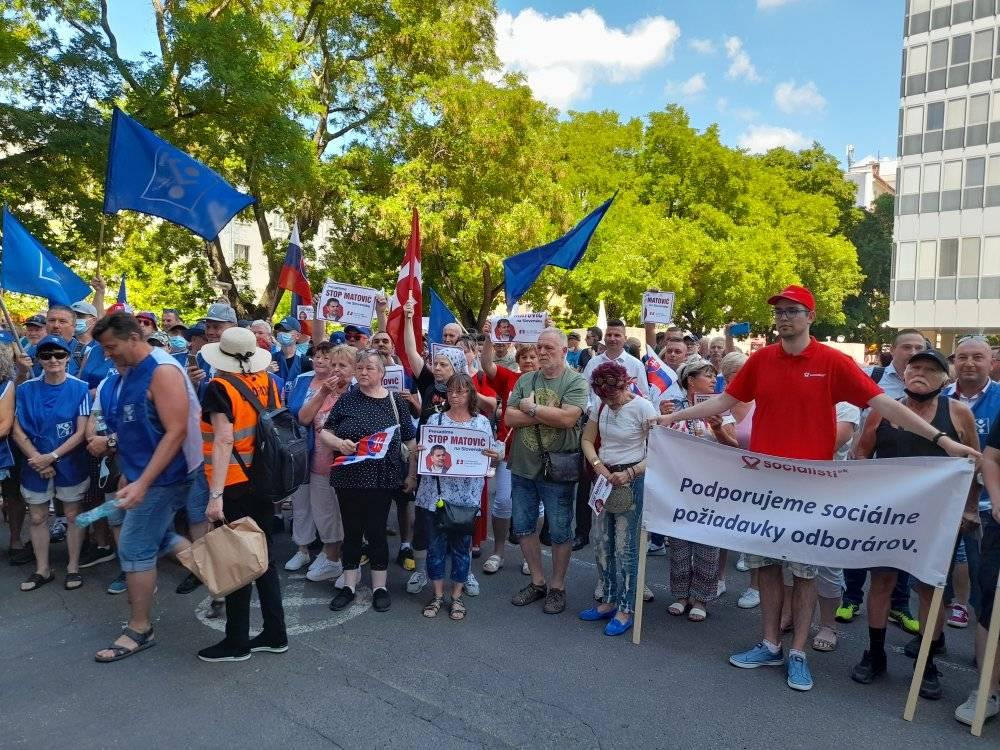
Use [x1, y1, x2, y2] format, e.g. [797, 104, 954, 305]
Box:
[644, 429, 975, 586]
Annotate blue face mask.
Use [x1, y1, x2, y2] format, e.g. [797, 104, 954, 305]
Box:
[276, 332, 294, 346]
[74, 320, 88, 336]
[169, 336, 188, 351]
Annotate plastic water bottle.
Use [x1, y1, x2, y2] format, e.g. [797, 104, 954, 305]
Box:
[75, 498, 122, 528]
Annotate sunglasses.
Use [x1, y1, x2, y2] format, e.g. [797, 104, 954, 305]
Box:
[38, 350, 69, 361]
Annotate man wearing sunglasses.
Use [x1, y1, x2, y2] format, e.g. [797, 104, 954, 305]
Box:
[343, 325, 371, 347]
[654, 284, 980, 693]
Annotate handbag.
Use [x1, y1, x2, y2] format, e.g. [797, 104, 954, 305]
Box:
[531, 372, 582, 483]
[432, 468, 479, 534]
[176, 516, 269, 597]
[388, 392, 411, 463]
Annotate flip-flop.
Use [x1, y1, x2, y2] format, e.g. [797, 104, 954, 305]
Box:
[20, 572, 54, 592]
[64, 572, 83, 590]
[94, 626, 156, 663]
[668, 600, 689, 616]
[812, 626, 838, 652]
[688, 607, 708, 622]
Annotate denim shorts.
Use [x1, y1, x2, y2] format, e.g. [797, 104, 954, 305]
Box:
[744, 554, 818, 580]
[511, 473, 576, 544]
[118, 473, 193, 573]
[185, 466, 209, 525]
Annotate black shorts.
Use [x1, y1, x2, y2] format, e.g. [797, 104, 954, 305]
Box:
[977, 516, 1000, 629]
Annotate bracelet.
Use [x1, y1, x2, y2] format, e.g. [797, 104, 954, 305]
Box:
[591, 456, 602, 466]
[931, 431, 947, 446]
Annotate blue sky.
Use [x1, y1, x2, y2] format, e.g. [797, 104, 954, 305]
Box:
[108, 0, 903, 164]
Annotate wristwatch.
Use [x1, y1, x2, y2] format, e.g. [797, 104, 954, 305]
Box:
[528, 404, 538, 418]
[931, 431, 947, 446]
[106, 433, 118, 451]
[50, 451, 59, 462]
[591, 457, 603, 466]
[209, 490, 224, 501]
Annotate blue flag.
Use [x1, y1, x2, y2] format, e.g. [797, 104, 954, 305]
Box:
[117, 274, 127, 304]
[103, 108, 255, 241]
[1, 207, 91, 304]
[428, 288, 459, 345]
[503, 193, 616, 310]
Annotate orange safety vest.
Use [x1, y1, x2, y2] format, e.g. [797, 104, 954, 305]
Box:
[202, 371, 280, 487]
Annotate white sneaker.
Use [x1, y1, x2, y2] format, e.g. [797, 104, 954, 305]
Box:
[738, 587, 760, 609]
[647, 541, 667, 556]
[956, 690, 1000, 726]
[284, 550, 311, 572]
[307, 551, 328, 572]
[735, 553, 749, 572]
[306, 557, 343, 582]
[521, 560, 530, 576]
[406, 570, 428, 594]
[482, 555, 503, 574]
[717, 579, 727, 597]
[642, 585, 654, 602]
[464, 573, 480, 596]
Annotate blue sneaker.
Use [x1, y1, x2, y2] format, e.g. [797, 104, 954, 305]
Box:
[729, 642, 784, 669]
[604, 616, 633, 636]
[579, 606, 616, 621]
[786, 653, 814, 691]
[106, 572, 127, 595]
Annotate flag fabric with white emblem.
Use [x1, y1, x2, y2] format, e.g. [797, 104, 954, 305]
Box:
[103, 108, 255, 241]
[0, 206, 91, 304]
[385, 209, 422, 372]
[643, 345, 677, 396]
[331, 425, 399, 467]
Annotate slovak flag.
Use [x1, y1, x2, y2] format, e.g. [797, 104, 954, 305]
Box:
[386, 209, 422, 372]
[331, 425, 399, 467]
[643, 345, 677, 395]
[277, 222, 312, 336]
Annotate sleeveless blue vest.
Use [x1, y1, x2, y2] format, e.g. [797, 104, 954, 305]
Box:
[952, 380, 1000, 510]
[17, 376, 90, 490]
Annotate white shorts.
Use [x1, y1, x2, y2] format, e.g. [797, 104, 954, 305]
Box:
[22, 477, 90, 506]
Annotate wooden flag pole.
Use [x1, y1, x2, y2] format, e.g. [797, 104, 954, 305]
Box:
[971, 583, 1000, 735]
[96, 214, 106, 279]
[632, 525, 650, 645]
[903, 585, 946, 721]
[0, 292, 26, 357]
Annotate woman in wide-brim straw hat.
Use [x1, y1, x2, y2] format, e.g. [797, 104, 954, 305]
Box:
[199, 327, 273, 375]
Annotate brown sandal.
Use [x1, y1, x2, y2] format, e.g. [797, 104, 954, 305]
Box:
[423, 596, 444, 618]
[449, 597, 466, 621]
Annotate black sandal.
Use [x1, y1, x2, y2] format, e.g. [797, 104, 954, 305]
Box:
[20, 572, 54, 592]
[64, 572, 83, 590]
[94, 626, 156, 663]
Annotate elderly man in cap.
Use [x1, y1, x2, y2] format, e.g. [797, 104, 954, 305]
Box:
[272, 315, 311, 401]
[188, 303, 237, 387]
[343, 324, 371, 348]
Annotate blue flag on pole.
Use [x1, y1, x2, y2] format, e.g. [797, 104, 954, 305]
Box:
[117, 274, 127, 304]
[503, 193, 616, 310]
[428, 288, 459, 345]
[103, 108, 255, 241]
[1, 207, 91, 304]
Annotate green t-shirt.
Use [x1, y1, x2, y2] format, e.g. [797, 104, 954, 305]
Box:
[508, 367, 588, 480]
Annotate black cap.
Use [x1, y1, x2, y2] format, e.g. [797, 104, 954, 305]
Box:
[908, 349, 950, 373]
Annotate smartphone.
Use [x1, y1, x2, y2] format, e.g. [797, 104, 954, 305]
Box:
[186, 352, 198, 368]
[729, 322, 751, 337]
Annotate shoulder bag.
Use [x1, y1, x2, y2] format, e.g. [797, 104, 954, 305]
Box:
[532, 372, 582, 483]
[431, 414, 480, 533]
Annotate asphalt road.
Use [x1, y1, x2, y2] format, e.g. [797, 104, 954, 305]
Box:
[0, 526, 995, 749]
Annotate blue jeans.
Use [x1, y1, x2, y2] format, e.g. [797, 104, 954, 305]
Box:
[511, 474, 576, 544]
[185, 466, 209, 525]
[427, 523, 472, 583]
[594, 477, 643, 613]
[118, 474, 193, 573]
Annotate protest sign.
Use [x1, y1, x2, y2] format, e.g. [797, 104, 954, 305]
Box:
[296, 305, 314, 321]
[317, 280, 377, 325]
[642, 292, 675, 325]
[383, 365, 404, 393]
[589, 473, 613, 515]
[486, 313, 546, 343]
[643, 428, 974, 586]
[418, 425, 491, 478]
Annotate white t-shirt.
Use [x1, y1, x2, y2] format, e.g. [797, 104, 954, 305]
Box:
[834, 401, 861, 461]
[594, 396, 657, 465]
[581, 351, 650, 415]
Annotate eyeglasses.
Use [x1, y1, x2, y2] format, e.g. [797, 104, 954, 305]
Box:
[772, 307, 809, 319]
[345, 334, 364, 341]
[38, 351, 69, 361]
[138, 319, 155, 327]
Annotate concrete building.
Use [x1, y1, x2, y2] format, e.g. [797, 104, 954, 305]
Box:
[844, 151, 897, 209]
[889, 0, 1000, 342]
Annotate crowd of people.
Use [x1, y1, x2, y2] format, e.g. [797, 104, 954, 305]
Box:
[4, 281, 1000, 728]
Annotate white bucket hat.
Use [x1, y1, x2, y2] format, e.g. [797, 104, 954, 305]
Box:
[199, 327, 271, 374]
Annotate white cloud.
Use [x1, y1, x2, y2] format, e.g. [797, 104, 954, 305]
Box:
[724, 36, 760, 83]
[669, 73, 707, 97]
[690, 38, 716, 54]
[757, 0, 797, 7]
[495, 8, 681, 109]
[716, 97, 729, 112]
[734, 106, 760, 121]
[774, 80, 826, 113]
[737, 124, 811, 153]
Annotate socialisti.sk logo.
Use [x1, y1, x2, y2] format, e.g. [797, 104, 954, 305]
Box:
[741, 456, 761, 470]
[740, 454, 845, 478]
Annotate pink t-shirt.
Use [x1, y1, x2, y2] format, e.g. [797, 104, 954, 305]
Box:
[311, 391, 341, 474]
[734, 401, 755, 450]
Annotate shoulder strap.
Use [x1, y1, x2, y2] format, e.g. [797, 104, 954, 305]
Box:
[388, 390, 402, 429]
[217, 372, 276, 414]
[869, 366, 885, 384]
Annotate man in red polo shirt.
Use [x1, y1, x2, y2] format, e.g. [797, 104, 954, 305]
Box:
[654, 284, 980, 692]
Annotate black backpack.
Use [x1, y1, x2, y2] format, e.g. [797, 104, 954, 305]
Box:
[217, 373, 309, 502]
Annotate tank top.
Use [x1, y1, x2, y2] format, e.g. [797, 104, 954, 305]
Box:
[874, 396, 957, 459]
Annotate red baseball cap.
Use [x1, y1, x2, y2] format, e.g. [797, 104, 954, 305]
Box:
[767, 284, 815, 311]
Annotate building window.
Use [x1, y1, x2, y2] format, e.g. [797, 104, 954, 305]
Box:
[897, 240, 917, 301]
[949, 33, 971, 87]
[939, 238, 959, 277]
[986, 155, 1000, 206]
[905, 105, 924, 155]
[928, 38, 950, 91]
[233, 243, 250, 263]
[922, 162, 942, 212]
[971, 29, 994, 84]
[945, 97, 967, 150]
[925, 100, 945, 151]
[953, 0, 973, 23]
[959, 237, 982, 298]
[982, 236, 1000, 298]
[968, 94, 990, 147]
[908, 44, 929, 95]
[990, 91, 1000, 143]
[933, 0, 953, 28]
[964, 156, 986, 208]
[901, 165, 922, 214]
[943, 160, 963, 210]
[975, 0, 996, 19]
[911, 0, 932, 33]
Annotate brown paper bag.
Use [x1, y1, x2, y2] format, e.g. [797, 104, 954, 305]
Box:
[176, 516, 268, 597]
